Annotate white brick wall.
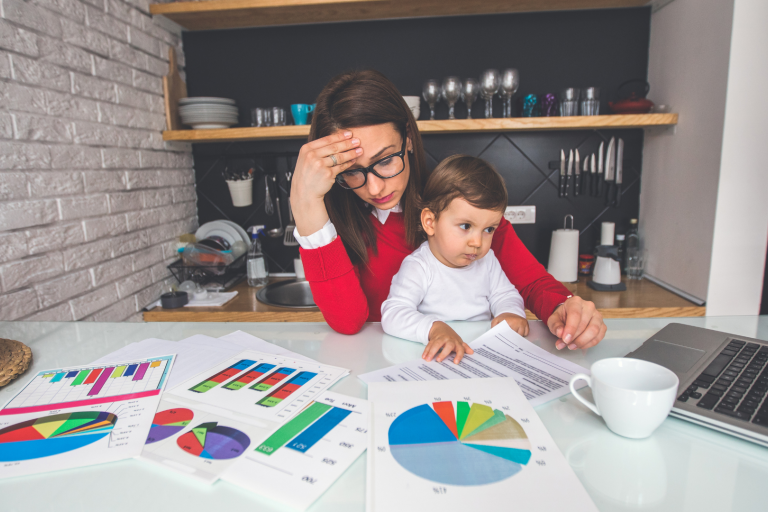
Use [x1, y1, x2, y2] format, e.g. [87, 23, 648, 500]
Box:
[0, 0, 196, 322]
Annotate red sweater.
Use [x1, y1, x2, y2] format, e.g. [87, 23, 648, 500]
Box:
[299, 212, 572, 335]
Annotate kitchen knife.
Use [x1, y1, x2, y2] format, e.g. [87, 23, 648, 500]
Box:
[605, 137, 616, 206]
[566, 149, 573, 197]
[574, 149, 581, 197]
[590, 153, 597, 196]
[596, 141, 604, 196]
[559, 149, 566, 198]
[615, 138, 624, 207]
[582, 155, 589, 196]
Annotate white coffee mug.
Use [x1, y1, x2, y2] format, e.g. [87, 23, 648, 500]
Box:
[569, 358, 678, 439]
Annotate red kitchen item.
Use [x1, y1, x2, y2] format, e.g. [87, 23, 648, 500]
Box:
[609, 79, 655, 114]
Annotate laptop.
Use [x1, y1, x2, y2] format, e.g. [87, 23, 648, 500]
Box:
[626, 323, 768, 447]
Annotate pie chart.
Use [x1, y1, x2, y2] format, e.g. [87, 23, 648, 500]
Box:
[146, 408, 194, 444]
[177, 422, 250, 460]
[0, 411, 117, 462]
[388, 401, 531, 486]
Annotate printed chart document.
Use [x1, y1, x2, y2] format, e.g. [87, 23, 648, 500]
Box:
[0, 355, 174, 479]
[367, 378, 597, 512]
[140, 399, 269, 484]
[360, 322, 588, 406]
[222, 391, 368, 511]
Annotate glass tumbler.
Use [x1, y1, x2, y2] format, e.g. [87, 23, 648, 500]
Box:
[580, 87, 600, 116]
[559, 88, 580, 116]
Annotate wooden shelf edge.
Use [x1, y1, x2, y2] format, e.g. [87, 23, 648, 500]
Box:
[163, 114, 678, 143]
[150, 0, 650, 31]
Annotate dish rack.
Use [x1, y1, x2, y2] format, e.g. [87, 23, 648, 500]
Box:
[167, 252, 246, 289]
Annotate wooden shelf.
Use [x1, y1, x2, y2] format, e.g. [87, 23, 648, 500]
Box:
[162, 114, 678, 143]
[150, 0, 651, 31]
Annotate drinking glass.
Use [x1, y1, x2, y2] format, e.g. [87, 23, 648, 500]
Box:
[581, 87, 600, 116]
[626, 249, 645, 280]
[462, 78, 479, 119]
[272, 107, 287, 126]
[251, 108, 271, 127]
[559, 88, 580, 116]
[441, 77, 462, 120]
[480, 69, 500, 118]
[422, 80, 440, 120]
[498, 68, 520, 118]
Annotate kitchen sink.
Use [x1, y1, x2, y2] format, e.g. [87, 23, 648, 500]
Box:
[256, 279, 317, 309]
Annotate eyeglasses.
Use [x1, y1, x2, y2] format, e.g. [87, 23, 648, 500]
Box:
[335, 136, 407, 190]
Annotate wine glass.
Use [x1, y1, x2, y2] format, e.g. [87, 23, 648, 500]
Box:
[462, 78, 479, 119]
[499, 68, 520, 118]
[422, 80, 440, 120]
[441, 77, 462, 120]
[479, 69, 500, 118]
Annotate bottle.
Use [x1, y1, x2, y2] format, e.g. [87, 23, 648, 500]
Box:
[247, 225, 268, 287]
[615, 233, 626, 274]
[625, 219, 640, 278]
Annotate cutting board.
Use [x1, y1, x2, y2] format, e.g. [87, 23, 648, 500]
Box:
[163, 47, 187, 131]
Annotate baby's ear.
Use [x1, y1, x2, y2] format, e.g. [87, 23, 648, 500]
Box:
[421, 208, 437, 236]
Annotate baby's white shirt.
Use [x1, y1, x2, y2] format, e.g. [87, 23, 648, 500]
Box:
[381, 241, 526, 344]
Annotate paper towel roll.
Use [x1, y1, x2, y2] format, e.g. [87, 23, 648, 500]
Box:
[601, 222, 615, 246]
[548, 228, 579, 282]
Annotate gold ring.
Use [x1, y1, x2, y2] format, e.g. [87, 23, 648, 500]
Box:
[329, 154, 338, 167]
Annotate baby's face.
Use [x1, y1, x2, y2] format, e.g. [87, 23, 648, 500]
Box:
[423, 198, 503, 268]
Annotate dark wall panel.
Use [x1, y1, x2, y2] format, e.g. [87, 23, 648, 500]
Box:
[184, 8, 651, 271]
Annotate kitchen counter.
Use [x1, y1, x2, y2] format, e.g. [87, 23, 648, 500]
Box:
[0, 317, 766, 512]
[143, 275, 704, 322]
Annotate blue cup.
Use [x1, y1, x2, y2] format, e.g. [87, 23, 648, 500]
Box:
[291, 104, 315, 125]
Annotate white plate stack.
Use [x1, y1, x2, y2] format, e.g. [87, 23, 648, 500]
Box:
[179, 97, 238, 129]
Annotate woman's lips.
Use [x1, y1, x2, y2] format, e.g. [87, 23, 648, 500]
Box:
[371, 192, 395, 204]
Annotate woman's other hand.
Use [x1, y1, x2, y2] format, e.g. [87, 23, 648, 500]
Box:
[291, 131, 363, 236]
[491, 313, 530, 337]
[424, 321, 474, 364]
[546, 296, 606, 350]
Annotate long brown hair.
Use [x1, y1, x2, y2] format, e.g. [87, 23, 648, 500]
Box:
[309, 70, 428, 264]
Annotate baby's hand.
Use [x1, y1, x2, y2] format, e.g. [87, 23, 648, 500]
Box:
[492, 313, 530, 337]
[424, 321, 475, 364]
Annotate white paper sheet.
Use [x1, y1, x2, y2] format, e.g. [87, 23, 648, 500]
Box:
[166, 350, 349, 425]
[222, 391, 368, 511]
[0, 355, 175, 479]
[359, 322, 589, 407]
[367, 378, 597, 512]
[140, 399, 274, 484]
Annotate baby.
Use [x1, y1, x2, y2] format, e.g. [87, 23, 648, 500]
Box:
[381, 155, 529, 365]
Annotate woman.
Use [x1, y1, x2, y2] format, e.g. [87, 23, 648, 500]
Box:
[290, 70, 606, 352]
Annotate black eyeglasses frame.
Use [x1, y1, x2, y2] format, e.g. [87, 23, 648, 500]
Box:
[335, 135, 407, 190]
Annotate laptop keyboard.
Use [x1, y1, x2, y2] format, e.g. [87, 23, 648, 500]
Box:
[677, 340, 768, 426]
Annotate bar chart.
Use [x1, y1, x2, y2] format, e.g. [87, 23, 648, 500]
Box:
[257, 371, 318, 408]
[222, 392, 368, 511]
[189, 359, 257, 393]
[1, 355, 173, 415]
[223, 363, 276, 390]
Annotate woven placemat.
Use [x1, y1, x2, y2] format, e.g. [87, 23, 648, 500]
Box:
[0, 338, 32, 387]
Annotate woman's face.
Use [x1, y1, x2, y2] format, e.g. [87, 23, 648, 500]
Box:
[339, 123, 412, 211]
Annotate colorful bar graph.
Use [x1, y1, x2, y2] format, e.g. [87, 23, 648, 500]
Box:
[50, 373, 66, 383]
[87, 367, 114, 396]
[111, 366, 126, 378]
[255, 402, 331, 455]
[287, 407, 352, 453]
[250, 367, 295, 392]
[224, 363, 276, 391]
[71, 371, 88, 386]
[190, 359, 258, 393]
[83, 369, 102, 385]
[65, 371, 79, 379]
[257, 371, 318, 408]
[124, 364, 138, 377]
[133, 363, 149, 382]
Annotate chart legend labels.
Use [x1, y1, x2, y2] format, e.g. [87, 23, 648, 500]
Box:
[2, 355, 173, 415]
[190, 359, 257, 393]
[146, 408, 194, 444]
[177, 422, 250, 460]
[0, 412, 117, 461]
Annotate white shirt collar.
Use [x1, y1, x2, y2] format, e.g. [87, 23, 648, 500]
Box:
[370, 202, 402, 225]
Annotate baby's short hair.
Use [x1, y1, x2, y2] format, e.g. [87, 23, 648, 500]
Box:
[421, 155, 508, 218]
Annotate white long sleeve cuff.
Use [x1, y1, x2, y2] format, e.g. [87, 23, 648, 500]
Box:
[294, 220, 337, 250]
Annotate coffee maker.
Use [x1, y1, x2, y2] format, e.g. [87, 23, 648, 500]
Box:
[587, 245, 626, 291]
